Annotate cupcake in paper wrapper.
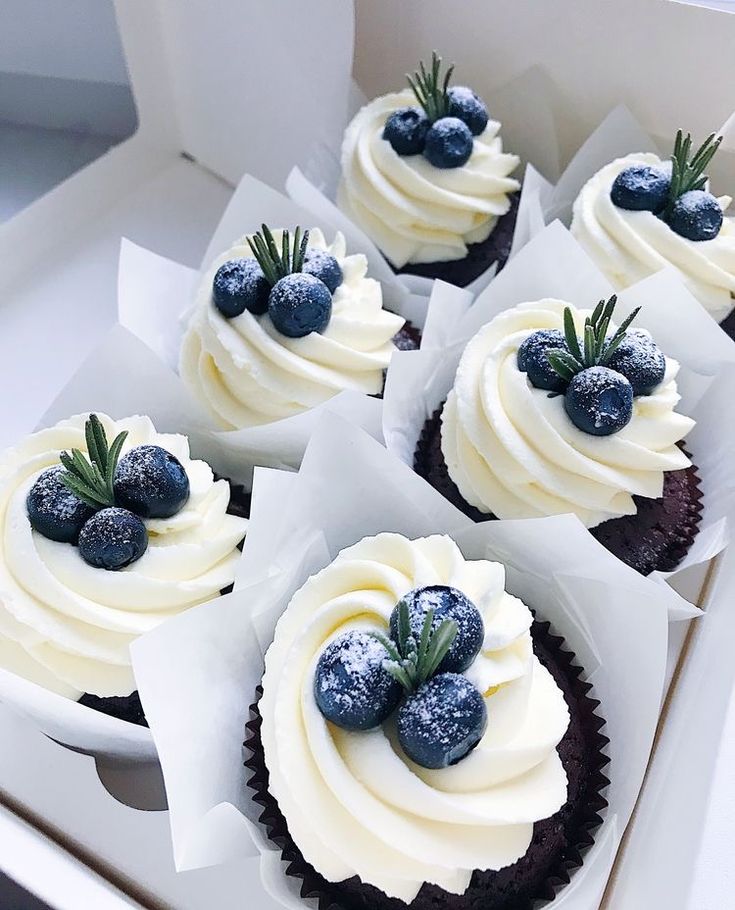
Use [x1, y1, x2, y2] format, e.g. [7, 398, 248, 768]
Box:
[131, 414, 683, 910]
[383, 221, 735, 594]
[512, 105, 735, 339]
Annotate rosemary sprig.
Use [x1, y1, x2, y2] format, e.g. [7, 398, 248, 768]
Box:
[406, 51, 454, 123]
[246, 224, 309, 287]
[664, 130, 722, 218]
[547, 295, 641, 382]
[373, 600, 457, 693]
[59, 414, 127, 509]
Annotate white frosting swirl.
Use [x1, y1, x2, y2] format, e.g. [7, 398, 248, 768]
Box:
[0, 414, 247, 698]
[441, 300, 694, 528]
[338, 90, 520, 268]
[571, 153, 735, 322]
[260, 533, 569, 902]
[180, 229, 404, 430]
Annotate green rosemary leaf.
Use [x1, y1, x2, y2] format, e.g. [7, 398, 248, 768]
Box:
[407, 51, 454, 122]
[563, 307, 582, 361]
[281, 230, 290, 277]
[417, 608, 434, 669]
[596, 315, 612, 360]
[423, 620, 458, 680]
[583, 323, 595, 367]
[86, 414, 106, 474]
[105, 431, 128, 491]
[60, 472, 108, 509]
[384, 660, 412, 692]
[547, 350, 578, 382]
[371, 632, 401, 664]
[69, 449, 98, 488]
[589, 298, 605, 326]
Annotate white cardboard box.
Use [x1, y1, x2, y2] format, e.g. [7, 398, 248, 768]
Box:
[1, 0, 735, 907]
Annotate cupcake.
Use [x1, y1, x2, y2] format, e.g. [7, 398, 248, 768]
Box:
[414, 296, 702, 575]
[180, 225, 412, 430]
[338, 52, 521, 288]
[0, 413, 248, 725]
[247, 532, 607, 909]
[570, 131, 735, 334]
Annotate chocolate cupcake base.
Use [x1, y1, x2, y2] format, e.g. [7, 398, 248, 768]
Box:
[79, 477, 252, 728]
[393, 193, 520, 289]
[719, 308, 735, 342]
[415, 405, 703, 577]
[244, 620, 608, 910]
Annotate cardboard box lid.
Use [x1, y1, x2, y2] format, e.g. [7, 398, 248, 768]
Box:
[116, 0, 355, 187]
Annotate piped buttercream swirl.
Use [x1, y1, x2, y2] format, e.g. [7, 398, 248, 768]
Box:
[180, 229, 404, 430]
[571, 152, 735, 322]
[260, 533, 569, 902]
[0, 414, 247, 698]
[441, 299, 694, 528]
[338, 90, 520, 268]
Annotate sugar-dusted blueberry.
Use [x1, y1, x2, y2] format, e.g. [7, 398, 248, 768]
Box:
[212, 258, 270, 318]
[398, 672, 487, 769]
[268, 273, 332, 338]
[423, 117, 474, 169]
[302, 249, 343, 294]
[610, 164, 671, 213]
[314, 630, 402, 731]
[78, 507, 148, 570]
[383, 106, 430, 156]
[668, 189, 723, 241]
[517, 328, 570, 394]
[26, 466, 96, 544]
[447, 86, 489, 136]
[606, 329, 666, 396]
[390, 585, 484, 674]
[114, 445, 190, 519]
[565, 366, 633, 436]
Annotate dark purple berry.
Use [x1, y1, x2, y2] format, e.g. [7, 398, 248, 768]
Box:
[398, 673, 487, 769]
[78, 508, 148, 570]
[517, 328, 569, 393]
[268, 273, 332, 338]
[447, 86, 489, 136]
[26, 466, 96, 544]
[565, 366, 633, 436]
[302, 250, 343, 293]
[390, 585, 484, 674]
[212, 258, 270, 318]
[114, 445, 190, 519]
[606, 329, 666, 396]
[423, 117, 474, 169]
[610, 165, 671, 213]
[668, 190, 723, 241]
[314, 630, 402, 731]
[383, 107, 430, 156]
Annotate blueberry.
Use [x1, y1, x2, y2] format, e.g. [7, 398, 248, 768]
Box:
[398, 672, 487, 769]
[447, 86, 489, 136]
[302, 249, 343, 293]
[610, 165, 671, 213]
[26, 466, 96, 544]
[668, 190, 723, 241]
[212, 258, 270, 318]
[517, 328, 569, 393]
[314, 630, 402, 731]
[423, 117, 474, 169]
[565, 366, 633, 436]
[113, 445, 190, 519]
[383, 107, 430, 156]
[390, 585, 484, 674]
[268, 273, 332, 338]
[606, 329, 666, 396]
[78, 507, 148, 570]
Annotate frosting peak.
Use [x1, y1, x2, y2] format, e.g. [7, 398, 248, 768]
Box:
[259, 533, 569, 902]
[338, 91, 520, 268]
[181, 228, 404, 430]
[571, 152, 735, 322]
[441, 299, 694, 528]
